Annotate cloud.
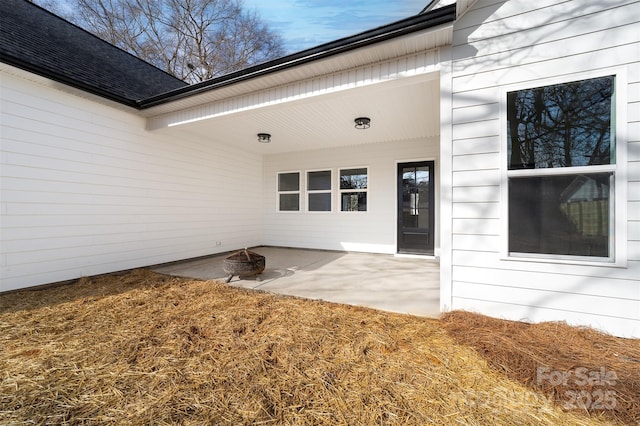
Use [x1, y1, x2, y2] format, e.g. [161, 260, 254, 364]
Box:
[244, 0, 427, 53]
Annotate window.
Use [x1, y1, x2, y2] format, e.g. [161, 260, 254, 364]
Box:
[307, 170, 331, 211]
[340, 168, 367, 211]
[506, 75, 616, 260]
[278, 172, 300, 211]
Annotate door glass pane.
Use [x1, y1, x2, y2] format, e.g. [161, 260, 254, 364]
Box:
[507, 76, 615, 170]
[278, 173, 299, 191]
[279, 194, 299, 211]
[509, 173, 611, 257]
[416, 167, 429, 185]
[418, 209, 430, 228]
[401, 166, 430, 228]
[308, 171, 331, 190]
[402, 169, 416, 221]
[402, 211, 418, 228]
[418, 187, 429, 209]
[309, 193, 331, 211]
[417, 167, 430, 228]
[403, 171, 415, 187]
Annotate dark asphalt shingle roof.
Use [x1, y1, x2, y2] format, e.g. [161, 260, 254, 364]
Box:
[0, 0, 187, 107]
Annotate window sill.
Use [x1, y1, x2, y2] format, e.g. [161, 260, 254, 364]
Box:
[501, 253, 627, 269]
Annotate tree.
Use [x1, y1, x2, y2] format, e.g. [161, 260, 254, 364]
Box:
[506, 76, 613, 169]
[35, 0, 285, 83]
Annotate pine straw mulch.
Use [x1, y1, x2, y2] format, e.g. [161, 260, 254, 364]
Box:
[440, 311, 640, 426]
[0, 269, 635, 425]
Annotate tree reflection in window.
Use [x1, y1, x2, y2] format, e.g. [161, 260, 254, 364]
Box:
[507, 76, 615, 169]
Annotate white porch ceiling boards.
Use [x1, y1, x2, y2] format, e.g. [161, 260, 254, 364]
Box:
[155, 75, 440, 155]
[147, 49, 442, 131]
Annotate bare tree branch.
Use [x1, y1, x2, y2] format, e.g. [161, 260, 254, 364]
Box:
[34, 0, 285, 83]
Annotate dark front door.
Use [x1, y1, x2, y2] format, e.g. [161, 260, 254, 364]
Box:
[397, 161, 435, 255]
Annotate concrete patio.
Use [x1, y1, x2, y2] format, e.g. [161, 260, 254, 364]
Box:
[153, 246, 440, 318]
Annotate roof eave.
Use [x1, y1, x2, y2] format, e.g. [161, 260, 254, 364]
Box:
[0, 53, 140, 109]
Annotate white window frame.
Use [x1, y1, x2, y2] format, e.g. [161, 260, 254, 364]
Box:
[500, 69, 627, 267]
[277, 171, 301, 213]
[339, 166, 368, 213]
[306, 169, 333, 213]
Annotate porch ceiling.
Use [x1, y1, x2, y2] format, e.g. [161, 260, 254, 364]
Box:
[157, 75, 440, 155]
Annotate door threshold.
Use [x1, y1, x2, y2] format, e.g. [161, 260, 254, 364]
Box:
[395, 253, 438, 260]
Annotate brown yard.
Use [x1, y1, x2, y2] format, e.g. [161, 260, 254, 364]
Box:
[1, 269, 638, 425]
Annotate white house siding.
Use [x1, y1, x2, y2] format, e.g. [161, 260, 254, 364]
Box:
[262, 138, 439, 254]
[0, 70, 263, 292]
[447, 0, 640, 337]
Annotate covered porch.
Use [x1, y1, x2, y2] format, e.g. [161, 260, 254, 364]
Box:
[145, 48, 447, 258]
[143, 22, 451, 315]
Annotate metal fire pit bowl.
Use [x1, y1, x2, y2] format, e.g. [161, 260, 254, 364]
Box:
[223, 249, 265, 283]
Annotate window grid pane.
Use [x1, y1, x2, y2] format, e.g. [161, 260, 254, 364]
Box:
[341, 192, 367, 212]
[508, 173, 611, 257]
[308, 193, 331, 211]
[279, 194, 299, 211]
[507, 76, 614, 170]
[308, 171, 331, 191]
[278, 172, 300, 191]
[340, 168, 367, 189]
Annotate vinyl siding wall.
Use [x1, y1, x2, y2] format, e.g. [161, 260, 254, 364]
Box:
[262, 138, 439, 254]
[448, 0, 640, 337]
[0, 71, 262, 291]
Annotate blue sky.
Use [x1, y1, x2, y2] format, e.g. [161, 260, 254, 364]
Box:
[243, 0, 430, 53]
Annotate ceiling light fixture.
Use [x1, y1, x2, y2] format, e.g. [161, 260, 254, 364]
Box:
[354, 117, 371, 129]
[257, 133, 271, 143]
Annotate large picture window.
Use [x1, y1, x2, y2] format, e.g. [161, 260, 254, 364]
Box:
[506, 75, 616, 259]
[307, 170, 332, 212]
[340, 168, 367, 212]
[277, 172, 300, 211]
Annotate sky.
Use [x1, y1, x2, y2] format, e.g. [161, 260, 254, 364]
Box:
[39, 0, 431, 55]
[242, 0, 431, 53]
